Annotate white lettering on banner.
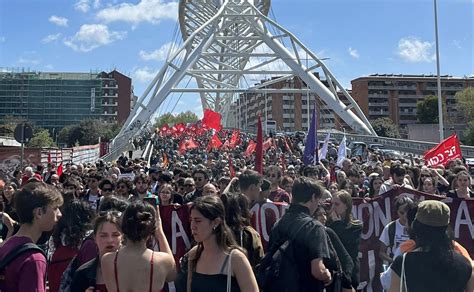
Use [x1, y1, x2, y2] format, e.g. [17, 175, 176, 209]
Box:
[373, 198, 391, 237]
[171, 211, 191, 254]
[454, 201, 474, 239]
[357, 203, 374, 240]
[260, 203, 281, 242]
[357, 250, 375, 292]
[249, 203, 261, 234]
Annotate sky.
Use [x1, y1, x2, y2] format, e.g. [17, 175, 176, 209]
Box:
[0, 0, 472, 119]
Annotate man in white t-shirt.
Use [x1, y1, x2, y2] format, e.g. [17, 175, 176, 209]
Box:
[378, 196, 414, 264]
[379, 164, 413, 195]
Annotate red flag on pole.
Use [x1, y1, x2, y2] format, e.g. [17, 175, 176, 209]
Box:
[179, 138, 199, 154]
[202, 109, 222, 131]
[255, 115, 263, 174]
[47, 152, 52, 164]
[207, 134, 223, 152]
[263, 138, 273, 152]
[228, 154, 235, 178]
[229, 130, 240, 148]
[57, 162, 63, 177]
[244, 140, 256, 157]
[424, 134, 462, 167]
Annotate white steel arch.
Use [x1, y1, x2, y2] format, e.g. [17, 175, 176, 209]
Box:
[106, 0, 376, 160]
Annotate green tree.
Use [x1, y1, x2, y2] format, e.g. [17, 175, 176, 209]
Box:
[175, 111, 199, 125]
[27, 128, 55, 148]
[463, 121, 474, 146]
[0, 115, 27, 137]
[57, 125, 74, 146]
[154, 113, 175, 129]
[64, 119, 120, 146]
[456, 88, 474, 121]
[372, 117, 400, 138]
[416, 95, 442, 123]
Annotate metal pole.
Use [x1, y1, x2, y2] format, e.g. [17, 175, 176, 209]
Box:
[265, 92, 268, 135]
[20, 123, 25, 169]
[434, 0, 444, 141]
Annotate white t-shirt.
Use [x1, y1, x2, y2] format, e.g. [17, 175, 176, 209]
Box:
[379, 219, 409, 258]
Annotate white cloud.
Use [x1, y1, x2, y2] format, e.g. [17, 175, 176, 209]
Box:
[348, 47, 359, 59]
[397, 37, 435, 62]
[132, 66, 158, 83]
[0, 37, 6, 43]
[64, 24, 126, 52]
[42, 33, 62, 44]
[75, 0, 90, 12]
[48, 15, 68, 27]
[93, 0, 101, 9]
[96, 0, 178, 25]
[18, 57, 40, 65]
[139, 42, 181, 61]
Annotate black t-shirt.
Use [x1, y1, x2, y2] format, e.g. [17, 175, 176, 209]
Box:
[391, 251, 472, 292]
[268, 204, 330, 292]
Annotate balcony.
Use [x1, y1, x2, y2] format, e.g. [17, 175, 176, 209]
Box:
[368, 102, 388, 107]
[369, 110, 389, 115]
[102, 111, 117, 116]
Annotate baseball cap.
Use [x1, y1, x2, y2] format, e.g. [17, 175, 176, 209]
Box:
[415, 200, 450, 227]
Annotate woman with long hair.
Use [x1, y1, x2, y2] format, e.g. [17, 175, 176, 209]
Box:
[327, 190, 363, 289]
[71, 211, 123, 292]
[448, 171, 473, 199]
[187, 196, 258, 292]
[101, 200, 176, 291]
[368, 175, 384, 198]
[389, 200, 474, 291]
[221, 192, 264, 272]
[48, 199, 96, 292]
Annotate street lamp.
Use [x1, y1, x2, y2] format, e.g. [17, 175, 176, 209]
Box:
[434, 0, 444, 142]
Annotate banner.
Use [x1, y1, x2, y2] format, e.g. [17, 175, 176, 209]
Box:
[424, 134, 462, 167]
[158, 189, 474, 291]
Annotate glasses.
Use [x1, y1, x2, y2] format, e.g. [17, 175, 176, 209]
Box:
[98, 210, 122, 217]
[194, 177, 204, 182]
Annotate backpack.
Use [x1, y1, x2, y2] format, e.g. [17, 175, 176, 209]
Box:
[257, 218, 313, 292]
[387, 221, 396, 257]
[58, 234, 94, 292]
[0, 243, 46, 289]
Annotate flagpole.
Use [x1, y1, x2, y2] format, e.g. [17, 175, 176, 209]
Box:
[434, 0, 444, 142]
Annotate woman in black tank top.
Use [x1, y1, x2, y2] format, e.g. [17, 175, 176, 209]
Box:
[187, 196, 258, 292]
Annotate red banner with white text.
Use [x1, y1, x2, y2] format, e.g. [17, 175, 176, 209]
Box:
[424, 134, 462, 167]
[159, 188, 474, 291]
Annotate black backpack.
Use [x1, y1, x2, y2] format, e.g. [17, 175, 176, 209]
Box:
[0, 243, 46, 288]
[257, 218, 313, 292]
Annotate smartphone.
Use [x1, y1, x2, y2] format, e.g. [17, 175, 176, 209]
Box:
[143, 197, 158, 207]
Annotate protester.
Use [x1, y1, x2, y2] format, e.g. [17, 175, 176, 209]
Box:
[389, 200, 474, 291]
[327, 190, 362, 289]
[266, 177, 332, 291]
[71, 210, 124, 292]
[184, 169, 209, 203]
[0, 182, 63, 292]
[48, 199, 95, 292]
[266, 166, 291, 203]
[447, 170, 473, 198]
[379, 164, 413, 194]
[188, 196, 258, 291]
[101, 200, 176, 291]
[115, 178, 133, 200]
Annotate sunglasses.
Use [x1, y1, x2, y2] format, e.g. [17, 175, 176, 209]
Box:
[98, 210, 122, 217]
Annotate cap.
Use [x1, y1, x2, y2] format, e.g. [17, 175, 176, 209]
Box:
[415, 200, 450, 227]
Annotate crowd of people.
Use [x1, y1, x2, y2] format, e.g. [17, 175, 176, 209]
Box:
[0, 129, 473, 292]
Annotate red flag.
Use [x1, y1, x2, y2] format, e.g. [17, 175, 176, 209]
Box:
[202, 109, 222, 131]
[162, 153, 169, 169]
[57, 162, 63, 177]
[280, 153, 286, 171]
[424, 134, 462, 167]
[229, 130, 240, 149]
[47, 152, 52, 164]
[255, 115, 263, 174]
[207, 134, 223, 152]
[228, 154, 235, 178]
[179, 138, 199, 154]
[263, 138, 273, 152]
[244, 140, 256, 157]
[284, 137, 293, 154]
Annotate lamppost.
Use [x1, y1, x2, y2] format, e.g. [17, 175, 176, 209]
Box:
[434, 0, 444, 142]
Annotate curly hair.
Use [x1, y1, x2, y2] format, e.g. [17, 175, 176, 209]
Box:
[52, 199, 95, 248]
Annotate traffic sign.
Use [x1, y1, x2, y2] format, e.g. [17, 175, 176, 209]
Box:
[14, 123, 33, 143]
